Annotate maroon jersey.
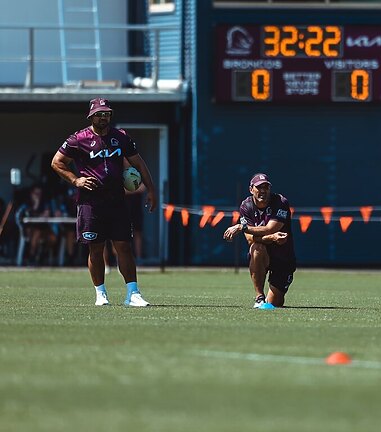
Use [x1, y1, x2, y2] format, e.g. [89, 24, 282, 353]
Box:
[240, 193, 296, 264]
[59, 127, 138, 204]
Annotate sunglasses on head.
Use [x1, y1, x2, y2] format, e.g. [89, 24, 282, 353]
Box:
[93, 111, 112, 118]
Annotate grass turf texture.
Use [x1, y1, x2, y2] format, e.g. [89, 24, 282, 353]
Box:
[0, 268, 380, 432]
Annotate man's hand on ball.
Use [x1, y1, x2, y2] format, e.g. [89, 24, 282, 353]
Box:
[74, 176, 99, 191]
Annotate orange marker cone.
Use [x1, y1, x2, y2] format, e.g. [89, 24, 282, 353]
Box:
[325, 351, 352, 365]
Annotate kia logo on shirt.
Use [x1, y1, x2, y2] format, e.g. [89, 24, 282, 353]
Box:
[89, 149, 122, 159]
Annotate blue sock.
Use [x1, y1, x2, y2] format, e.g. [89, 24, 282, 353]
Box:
[126, 282, 139, 302]
[95, 284, 107, 294]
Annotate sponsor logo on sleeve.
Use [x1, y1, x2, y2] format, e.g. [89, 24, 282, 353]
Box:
[62, 141, 67, 149]
[276, 209, 288, 219]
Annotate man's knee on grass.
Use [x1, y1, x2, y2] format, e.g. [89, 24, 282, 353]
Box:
[267, 284, 285, 307]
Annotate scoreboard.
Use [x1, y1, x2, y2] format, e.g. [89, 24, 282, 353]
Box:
[215, 25, 381, 103]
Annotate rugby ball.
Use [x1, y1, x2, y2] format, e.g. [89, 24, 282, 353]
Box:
[123, 167, 142, 192]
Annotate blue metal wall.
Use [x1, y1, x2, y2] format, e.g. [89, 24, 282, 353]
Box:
[188, 3, 381, 266]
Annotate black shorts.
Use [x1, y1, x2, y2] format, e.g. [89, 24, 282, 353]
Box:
[268, 258, 296, 293]
[246, 252, 296, 293]
[76, 203, 132, 244]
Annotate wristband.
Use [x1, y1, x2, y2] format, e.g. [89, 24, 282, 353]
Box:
[240, 217, 248, 233]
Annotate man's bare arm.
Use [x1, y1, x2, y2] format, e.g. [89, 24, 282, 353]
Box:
[51, 151, 98, 191]
[224, 219, 284, 242]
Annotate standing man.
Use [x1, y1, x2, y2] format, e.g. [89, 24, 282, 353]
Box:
[51, 98, 157, 307]
[223, 173, 296, 308]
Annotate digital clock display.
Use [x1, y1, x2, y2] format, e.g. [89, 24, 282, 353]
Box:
[215, 24, 381, 103]
[262, 25, 342, 58]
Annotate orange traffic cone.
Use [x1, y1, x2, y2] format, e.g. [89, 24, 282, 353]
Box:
[325, 352, 352, 365]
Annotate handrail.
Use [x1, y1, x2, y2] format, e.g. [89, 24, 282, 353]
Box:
[0, 24, 180, 90]
[0, 24, 178, 30]
[22, 217, 76, 224]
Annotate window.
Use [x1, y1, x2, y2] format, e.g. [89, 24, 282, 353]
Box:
[213, 0, 381, 6]
[149, 0, 175, 13]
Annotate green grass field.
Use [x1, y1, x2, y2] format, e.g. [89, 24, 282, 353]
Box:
[0, 268, 380, 432]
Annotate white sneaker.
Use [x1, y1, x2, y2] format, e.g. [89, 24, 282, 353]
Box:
[253, 295, 266, 309]
[95, 291, 110, 306]
[125, 292, 150, 307]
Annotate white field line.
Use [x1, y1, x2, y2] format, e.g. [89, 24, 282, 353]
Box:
[195, 350, 381, 370]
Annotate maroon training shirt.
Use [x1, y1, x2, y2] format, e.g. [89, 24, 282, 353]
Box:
[59, 126, 138, 205]
[239, 193, 296, 264]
